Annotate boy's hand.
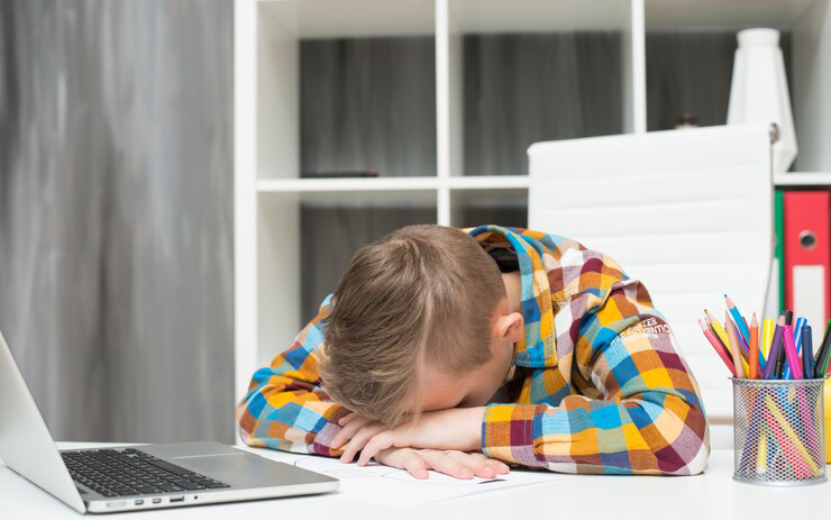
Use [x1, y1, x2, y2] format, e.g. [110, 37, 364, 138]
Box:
[374, 448, 510, 480]
[332, 407, 487, 466]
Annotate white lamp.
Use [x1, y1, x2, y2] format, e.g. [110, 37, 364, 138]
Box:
[727, 28, 798, 173]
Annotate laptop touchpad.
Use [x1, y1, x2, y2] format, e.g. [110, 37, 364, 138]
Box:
[176, 452, 270, 473]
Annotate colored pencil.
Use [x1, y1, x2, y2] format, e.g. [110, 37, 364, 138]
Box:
[762, 319, 774, 361]
[782, 325, 804, 379]
[706, 311, 749, 374]
[705, 309, 730, 351]
[728, 314, 765, 372]
[725, 295, 751, 342]
[784, 310, 794, 325]
[763, 315, 785, 380]
[726, 312, 746, 378]
[802, 325, 814, 380]
[749, 313, 759, 379]
[698, 319, 737, 376]
[763, 398, 816, 478]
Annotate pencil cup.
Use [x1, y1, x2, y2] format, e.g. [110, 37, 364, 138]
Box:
[732, 378, 827, 486]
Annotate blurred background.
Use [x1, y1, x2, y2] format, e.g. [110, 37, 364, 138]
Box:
[0, 0, 234, 443]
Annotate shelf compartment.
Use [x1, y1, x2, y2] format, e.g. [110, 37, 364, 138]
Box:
[450, 188, 528, 229]
[256, 0, 436, 180]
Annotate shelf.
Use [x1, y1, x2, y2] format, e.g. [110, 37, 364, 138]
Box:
[257, 176, 440, 193]
[257, 175, 530, 193]
[448, 0, 630, 33]
[645, 0, 815, 29]
[774, 172, 831, 186]
[258, 0, 434, 39]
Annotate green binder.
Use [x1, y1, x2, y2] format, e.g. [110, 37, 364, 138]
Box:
[774, 189, 785, 314]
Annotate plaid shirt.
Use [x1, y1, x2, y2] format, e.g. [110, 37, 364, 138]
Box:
[237, 226, 709, 475]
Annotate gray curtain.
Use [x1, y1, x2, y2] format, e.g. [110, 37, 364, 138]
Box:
[0, 0, 234, 443]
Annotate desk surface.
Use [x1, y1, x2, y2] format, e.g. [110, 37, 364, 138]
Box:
[2, 443, 830, 519]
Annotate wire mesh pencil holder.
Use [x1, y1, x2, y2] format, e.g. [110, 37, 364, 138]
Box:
[732, 377, 827, 486]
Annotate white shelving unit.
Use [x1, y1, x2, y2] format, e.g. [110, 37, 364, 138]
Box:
[235, 0, 831, 404]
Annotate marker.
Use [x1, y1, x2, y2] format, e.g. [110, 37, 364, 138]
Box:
[802, 325, 814, 379]
[782, 325, 804, 379]
[749, 313, 759, 379]
[763, 315, 785, 380]
[726, 312, 746, 378]
[815, 319, 831, 378]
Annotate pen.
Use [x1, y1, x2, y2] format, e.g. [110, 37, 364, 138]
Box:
[782, 325, 803, 379]
[784, 317, 806, 379]
[802, 325, 814, 379]
[815, 319, 831, 378]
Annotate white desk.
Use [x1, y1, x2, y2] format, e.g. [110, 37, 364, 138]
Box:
[2, 443, 830, 519]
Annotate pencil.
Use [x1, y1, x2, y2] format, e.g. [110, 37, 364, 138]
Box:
[749, 313, 759, 379]
[705, 311, 749, 374]
[705, 309, 730, 350]
[802, 325, 814, 379]
[725, 295, 751, 342]
[763, 315, 785, 380]
[726, 312, 746, 378]
[782, 325, 804, 379]
[784, 309, 794, 326]
[698, 319, 737, 377]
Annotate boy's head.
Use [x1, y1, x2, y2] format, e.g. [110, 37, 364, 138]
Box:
[320, 225, 524, 426]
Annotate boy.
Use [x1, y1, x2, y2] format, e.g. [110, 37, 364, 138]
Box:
[237, 225, 709, 479]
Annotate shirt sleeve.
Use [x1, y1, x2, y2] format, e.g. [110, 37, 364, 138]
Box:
[236, 295, 348, 456]
[481, 249, 710, 475]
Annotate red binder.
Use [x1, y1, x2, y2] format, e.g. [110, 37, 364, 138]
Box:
[784, 191, 831, 330]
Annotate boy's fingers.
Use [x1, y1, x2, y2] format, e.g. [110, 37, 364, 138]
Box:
[403, 453, 430, 479]
[467, 452, 510, 474]
[419, 450, 473, 480]
[357, 433, 395, 466]
[339, 423, 386, 464]
[444, 451, 494, 478]
[338, 412, 358, 427]
[331, 416, 371, 449]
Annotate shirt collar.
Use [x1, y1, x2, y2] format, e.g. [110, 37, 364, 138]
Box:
[467, 226, 557, 368]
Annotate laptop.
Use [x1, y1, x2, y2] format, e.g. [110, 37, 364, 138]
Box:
[0, 330, 338, 513]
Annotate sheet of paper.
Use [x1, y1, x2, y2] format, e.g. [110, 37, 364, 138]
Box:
[288, 454, 560, 508]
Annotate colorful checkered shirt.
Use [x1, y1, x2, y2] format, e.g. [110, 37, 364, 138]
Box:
[237, 225, 710, 475]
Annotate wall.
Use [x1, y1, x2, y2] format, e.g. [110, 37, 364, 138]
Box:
[0, 0, 234, 443]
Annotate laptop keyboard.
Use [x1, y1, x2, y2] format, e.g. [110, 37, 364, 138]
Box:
[61, 448, 230, 498]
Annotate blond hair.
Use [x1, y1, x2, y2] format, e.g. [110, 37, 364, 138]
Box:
[319, 225, 506, 426]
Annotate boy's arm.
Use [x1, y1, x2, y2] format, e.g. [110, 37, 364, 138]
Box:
[482, 277, 709, 475]
[236, 295, 348, 455]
